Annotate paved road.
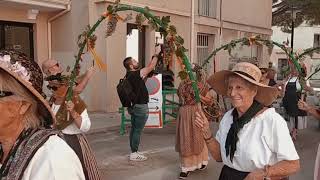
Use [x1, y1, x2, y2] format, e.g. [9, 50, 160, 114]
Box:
[87, 118, 320, 180]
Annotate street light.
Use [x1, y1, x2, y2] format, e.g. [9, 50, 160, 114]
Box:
[286, 7, 301, 53]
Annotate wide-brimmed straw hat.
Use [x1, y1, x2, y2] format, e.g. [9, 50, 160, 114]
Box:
[0, 53, 54, 126]
[207, 62, 278, 106]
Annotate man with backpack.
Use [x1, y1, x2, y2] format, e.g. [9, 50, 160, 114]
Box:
[121, 47, 160, 161]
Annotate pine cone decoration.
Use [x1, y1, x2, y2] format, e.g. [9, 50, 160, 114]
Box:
[106, 15, 118, 37]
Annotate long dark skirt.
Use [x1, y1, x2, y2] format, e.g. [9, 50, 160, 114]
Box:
[64, 133, 101, 180]
[219, 165, 249, 180]
[218, 165, 289, 180]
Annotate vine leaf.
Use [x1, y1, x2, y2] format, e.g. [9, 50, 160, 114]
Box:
[168, 25, 177, 36]
[175, 35, 184, 45]
[107, 5, 113, 13]
[148, 19, 159, 31]
[161, 16, 171, 28]
[178, 70, 188, 80]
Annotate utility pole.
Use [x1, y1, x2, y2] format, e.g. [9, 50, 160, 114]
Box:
[291, 9, 295, 53]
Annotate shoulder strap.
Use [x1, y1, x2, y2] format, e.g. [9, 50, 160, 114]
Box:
[2, 129, 60, 180]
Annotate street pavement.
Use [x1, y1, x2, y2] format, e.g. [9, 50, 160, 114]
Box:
[86, 113, 320, 180]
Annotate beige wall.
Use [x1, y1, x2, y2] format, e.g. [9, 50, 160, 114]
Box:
[89, 1, 192, 112]
[222, 0, 272, 29]
[34, 12, 50, 63]
[120, 0, 191, 15]
[51, 0, 89, 63]
[0, 6, 36, 24]
[88, 0, 272, 112]
[51, 0, 95, 107]
[1, 0, 273, 112]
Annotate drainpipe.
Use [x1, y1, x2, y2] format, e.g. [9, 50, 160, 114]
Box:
[190, 0, 195, 63]
[47, 1, 71, 59]
[216, 0, 223, 72]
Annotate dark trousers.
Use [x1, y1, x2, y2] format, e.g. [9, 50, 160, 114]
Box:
[128, 104, 149, 153]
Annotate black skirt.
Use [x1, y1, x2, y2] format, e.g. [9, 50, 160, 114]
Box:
[219, 165, 249, 180]
[218, 165, 290, 180]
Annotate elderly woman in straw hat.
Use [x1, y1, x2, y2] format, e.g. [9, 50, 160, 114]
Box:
[195, 62, 300, 180]
[0, 54, 85, 179]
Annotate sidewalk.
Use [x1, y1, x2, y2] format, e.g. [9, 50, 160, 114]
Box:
[87, 112, 122, 134]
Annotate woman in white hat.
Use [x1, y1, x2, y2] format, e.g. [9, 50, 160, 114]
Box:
[0, 54, 85, 179]
[195, 62, 300, 180]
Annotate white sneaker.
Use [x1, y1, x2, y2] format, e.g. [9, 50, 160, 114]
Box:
[129, 152, 148, 161]
[137, 151, 144, 155]
[127, 151, 143, 157]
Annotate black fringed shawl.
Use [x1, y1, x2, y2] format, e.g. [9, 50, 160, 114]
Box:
[225, 100, 264, 162]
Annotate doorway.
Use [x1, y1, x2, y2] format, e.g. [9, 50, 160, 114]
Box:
[126, 23, 146, 67]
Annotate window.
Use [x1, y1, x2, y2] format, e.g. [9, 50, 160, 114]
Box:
[314, 34, 320, 48]
[197, 33, 214, 69]
[0, 21, 34, 60]
[198, 0, 216, 18]
[310, 59, 320, 80]
[277, 58, 289, 80]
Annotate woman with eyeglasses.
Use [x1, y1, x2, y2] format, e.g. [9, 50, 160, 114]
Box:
[42, 59, 101, 180]
[0, 53, 85, 179]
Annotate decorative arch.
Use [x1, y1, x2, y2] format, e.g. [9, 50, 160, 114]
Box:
[66, 1, 201, 102]
[201, 36, 320, 89]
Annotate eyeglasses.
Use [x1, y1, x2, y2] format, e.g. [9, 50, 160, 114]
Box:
[0, 91, 13, 98]
[51, 63, 59, 68]
[260, 70, 267, 74]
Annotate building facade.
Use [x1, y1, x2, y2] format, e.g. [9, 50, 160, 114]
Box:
[0, 0, 272, 112]
[271, 24, 320, 84]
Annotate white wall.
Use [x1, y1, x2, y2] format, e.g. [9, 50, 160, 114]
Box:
[271, 23, 320, 81]
[272, 23, 320, 50]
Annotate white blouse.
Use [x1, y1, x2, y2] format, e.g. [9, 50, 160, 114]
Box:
[51, 104, 91, 134]
[22, 135, 85, 180]
[216, 108, 299, 172]
[286, 76, 301, 91]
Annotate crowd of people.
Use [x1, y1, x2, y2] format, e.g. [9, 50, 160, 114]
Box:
[1, 46, 320, 180]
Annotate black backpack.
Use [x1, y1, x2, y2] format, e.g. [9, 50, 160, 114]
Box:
[117, 75, 136, 107]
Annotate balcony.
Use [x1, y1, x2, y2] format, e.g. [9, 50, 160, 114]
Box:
[1, 0, 70, 11]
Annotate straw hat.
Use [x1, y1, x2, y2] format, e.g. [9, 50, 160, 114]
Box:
[207, 62, 278, 106]
[0, 54, 55, 125]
